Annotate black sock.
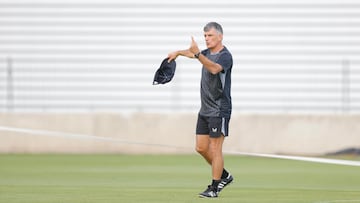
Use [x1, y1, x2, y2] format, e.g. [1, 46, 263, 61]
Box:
[221, 169, 229, 179]
[212, 179, 221, 188]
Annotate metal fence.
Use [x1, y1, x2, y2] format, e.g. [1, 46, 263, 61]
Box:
[1, 1, 360, 113]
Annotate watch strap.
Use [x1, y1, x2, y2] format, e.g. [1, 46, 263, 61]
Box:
[194, 52, 201, 58]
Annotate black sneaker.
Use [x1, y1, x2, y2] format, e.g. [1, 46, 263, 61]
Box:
[199, 185, 218, 198]
[218, 174, 234, 192]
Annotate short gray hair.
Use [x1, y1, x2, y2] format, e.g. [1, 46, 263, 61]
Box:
[204, 22, 223, 34]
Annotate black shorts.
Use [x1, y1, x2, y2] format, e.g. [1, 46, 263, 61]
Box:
[196, 114, 230, 137]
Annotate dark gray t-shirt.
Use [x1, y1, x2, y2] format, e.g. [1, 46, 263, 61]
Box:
[199, 46, 233, 118]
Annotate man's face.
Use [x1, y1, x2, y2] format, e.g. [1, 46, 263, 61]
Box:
[204, 28, 223, 49]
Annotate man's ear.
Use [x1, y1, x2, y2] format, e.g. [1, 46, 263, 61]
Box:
[218, 34, 223, 42]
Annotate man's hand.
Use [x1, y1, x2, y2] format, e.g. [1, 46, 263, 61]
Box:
[167, 51, 179, 63]
[189, 36, 200, 55]
[167, 37, 201, 63]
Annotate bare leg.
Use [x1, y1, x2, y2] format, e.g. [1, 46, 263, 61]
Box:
[209, 135, 224, 180]
[196, 134, 225, 180]
[196, 134, 212, 164]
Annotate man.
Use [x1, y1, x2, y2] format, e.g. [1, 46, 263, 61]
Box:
[168, 22, 233, 198]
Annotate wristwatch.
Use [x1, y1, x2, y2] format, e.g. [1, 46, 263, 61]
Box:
[194, 52, 201, 58]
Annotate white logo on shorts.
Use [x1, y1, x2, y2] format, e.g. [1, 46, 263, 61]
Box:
[212, 128, 218, 132]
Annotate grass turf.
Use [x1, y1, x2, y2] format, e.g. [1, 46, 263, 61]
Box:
[0, 154, 360, 203]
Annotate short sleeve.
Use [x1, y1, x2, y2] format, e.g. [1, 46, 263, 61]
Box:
[217, 52, 233, 73]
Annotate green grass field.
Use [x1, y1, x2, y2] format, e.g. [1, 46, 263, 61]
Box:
[0, 154, 360, 203]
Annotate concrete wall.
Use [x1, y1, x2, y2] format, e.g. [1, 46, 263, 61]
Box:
[0, 113, 359, 155]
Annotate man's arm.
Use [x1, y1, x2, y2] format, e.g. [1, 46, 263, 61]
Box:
[196, 53, 223, 75]
[168, 49, 194, 62]
[189, 37, 223, 75]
